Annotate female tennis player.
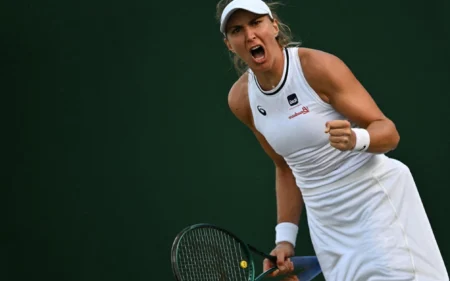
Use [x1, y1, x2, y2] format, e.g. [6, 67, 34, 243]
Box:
[216, 0, 448, 280]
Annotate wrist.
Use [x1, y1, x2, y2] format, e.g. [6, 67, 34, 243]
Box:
[351, 128, 370, 152]
[275, 222, 298, 247]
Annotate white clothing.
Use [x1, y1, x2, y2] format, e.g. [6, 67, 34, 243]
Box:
[248, 47, 372, 189]
[247, 47, 448, 280]
[303, 154, 448, 281]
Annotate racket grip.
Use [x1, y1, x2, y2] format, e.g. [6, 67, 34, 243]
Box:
[290, 256, 322, 281]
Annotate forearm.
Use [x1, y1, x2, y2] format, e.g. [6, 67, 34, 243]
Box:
[364, 118, 400, 153]
[275, 166, 303, 225]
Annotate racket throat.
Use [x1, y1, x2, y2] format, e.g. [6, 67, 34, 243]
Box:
[248, 244, 277, 263]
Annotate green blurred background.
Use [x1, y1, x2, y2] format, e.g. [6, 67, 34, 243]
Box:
[5, 0, 449, 280]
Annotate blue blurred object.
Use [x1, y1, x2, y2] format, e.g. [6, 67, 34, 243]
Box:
[291, 256, 322, 281]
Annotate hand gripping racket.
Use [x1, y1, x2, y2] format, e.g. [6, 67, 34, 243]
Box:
[170, 223, 322, 281]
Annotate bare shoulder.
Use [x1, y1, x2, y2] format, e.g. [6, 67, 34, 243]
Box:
[297, 47, 345, 76]
[297, 47, 355, 101]
[228, 72, 253, 128]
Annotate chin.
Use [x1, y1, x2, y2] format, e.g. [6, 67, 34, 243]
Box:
[249, 59, 273, 73]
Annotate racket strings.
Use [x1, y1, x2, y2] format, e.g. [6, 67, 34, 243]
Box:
[176, 227, 250, 281]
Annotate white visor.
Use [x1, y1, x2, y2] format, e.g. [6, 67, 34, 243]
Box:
[220, 0, 273, 34]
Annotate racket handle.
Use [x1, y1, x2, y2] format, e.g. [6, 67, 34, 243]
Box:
[290, 256, 322, 281]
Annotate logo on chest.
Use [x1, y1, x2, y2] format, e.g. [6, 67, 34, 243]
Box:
[257, 105, 267, 116]
[288, 106, 310, 119]
[287, 93, 298, 106]
[286, 93, 310, 119]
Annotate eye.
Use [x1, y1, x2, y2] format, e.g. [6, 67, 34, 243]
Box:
[231, 27, 241, 34]
[251, 20, 262, 26]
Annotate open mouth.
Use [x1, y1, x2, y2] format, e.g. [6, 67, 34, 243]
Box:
[250, 45, 265, 62]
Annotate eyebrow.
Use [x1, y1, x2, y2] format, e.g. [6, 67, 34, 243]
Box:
[227, 15, 265, 31]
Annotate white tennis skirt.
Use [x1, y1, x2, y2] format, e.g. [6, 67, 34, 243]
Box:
[301, 154, 448, 281]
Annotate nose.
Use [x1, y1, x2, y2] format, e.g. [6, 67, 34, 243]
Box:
[244, 27, 256, 42]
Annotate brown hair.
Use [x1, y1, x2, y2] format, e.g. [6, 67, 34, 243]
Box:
[215, 0, 301, 75]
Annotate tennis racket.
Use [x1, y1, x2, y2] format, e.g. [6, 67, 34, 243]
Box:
[170, 223, 321, 281]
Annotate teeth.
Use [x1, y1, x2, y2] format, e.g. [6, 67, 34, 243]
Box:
[251, 45, 261, 50]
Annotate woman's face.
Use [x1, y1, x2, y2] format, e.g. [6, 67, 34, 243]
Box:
[224, 9, 280, 72]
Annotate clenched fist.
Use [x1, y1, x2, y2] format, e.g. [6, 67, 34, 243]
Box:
[324, 120, 356, 151]
[263, 242, 295, 277]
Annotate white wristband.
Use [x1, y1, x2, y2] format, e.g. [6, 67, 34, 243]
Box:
[352, 128, 370, 152]
[275, 222, 298, 247]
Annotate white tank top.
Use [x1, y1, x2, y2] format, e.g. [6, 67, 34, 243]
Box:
[247, 47, 374, 189]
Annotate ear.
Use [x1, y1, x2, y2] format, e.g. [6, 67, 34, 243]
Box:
[272, 19, 280, 37]
[224, 37, 235, 53]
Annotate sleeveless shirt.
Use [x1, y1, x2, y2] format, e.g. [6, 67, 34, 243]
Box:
[247, 47, 374, 189]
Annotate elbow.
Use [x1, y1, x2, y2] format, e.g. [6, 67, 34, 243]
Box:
[375, 119, 400, 153]
[390, 123, 400, 151]
[391, 132, 400, 151]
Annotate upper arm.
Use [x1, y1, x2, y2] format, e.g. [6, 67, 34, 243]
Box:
[228, 75, 290, 169]
[300, 48, 389, 128]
